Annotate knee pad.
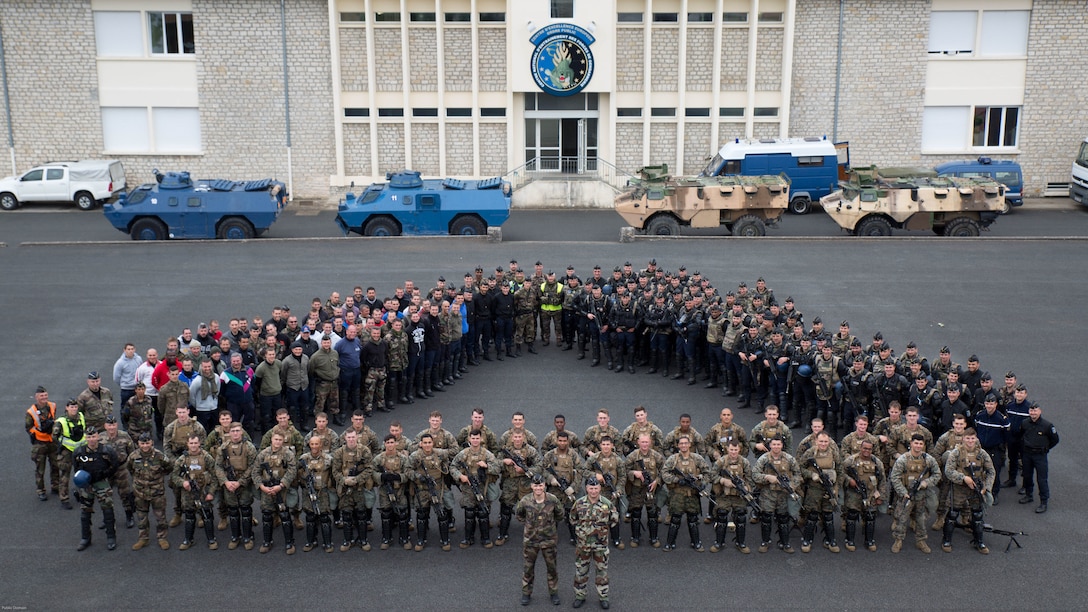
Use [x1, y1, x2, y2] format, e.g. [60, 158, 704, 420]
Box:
[946, 509, 960, 523]
[670, 514, 682, 527]
[846, 509, 860, 521]
[731, 509, 746, 523]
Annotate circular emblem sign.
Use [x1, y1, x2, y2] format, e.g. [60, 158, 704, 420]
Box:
[530, 24, 595, 97]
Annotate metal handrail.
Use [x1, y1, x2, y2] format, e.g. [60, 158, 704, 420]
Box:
[503, 157, 635, 192]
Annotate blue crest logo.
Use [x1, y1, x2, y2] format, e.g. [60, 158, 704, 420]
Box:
[530, 24, 595, 97]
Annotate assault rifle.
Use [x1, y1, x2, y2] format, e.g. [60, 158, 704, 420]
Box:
[842, 371, 868, 419]
[807, 458, 841, 513]
[260, 462, 286, 512]
[502, 448, 532, 476]
[722, 468, 762, 515]
[179, 462, 211, 521]
[375, 464, 398, 506]
[844, 465, 870, 511]
[766, 461, 800, 501]
[222, 448, 238, 483]
[964, 463, 988, 510]
[589, 459, 617, 497]
[904, 464, 932, 505]
[419, 470, 448, 521]
[457, 460, 489, 514]
[299, 459, 320, 516]
[669, 468, 716, 509]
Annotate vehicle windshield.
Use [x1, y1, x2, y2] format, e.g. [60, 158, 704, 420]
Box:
[1077, 141, 1088, 169]
[699, 154, 723, 177]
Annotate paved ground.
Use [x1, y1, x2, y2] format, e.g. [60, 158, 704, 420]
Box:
[0, 215, 1083, 610]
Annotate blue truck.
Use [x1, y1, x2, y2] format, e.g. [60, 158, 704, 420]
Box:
[103, 170, 287, 240]
[335, 170, 512, 237]
[934, 157, 1023, 214]
[699, 137, 850, 214]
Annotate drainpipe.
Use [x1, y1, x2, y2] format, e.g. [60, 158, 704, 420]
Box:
[281, 0, 294, 200]
[832, 0, 844, 142]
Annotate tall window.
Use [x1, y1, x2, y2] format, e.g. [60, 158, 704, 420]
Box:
[551, 0, 574, 19]
[149, 12, 195, 55]
[973, 106, 1019, 147]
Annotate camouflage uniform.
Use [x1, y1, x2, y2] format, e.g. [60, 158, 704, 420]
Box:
[299, 447, 338, 551]
[104, 429, 137, 526]
[332, 442, 374, 551]
[587, 451, 627, 547]
[252, 444, 298, 553]
[661, 451, 712, 550]
[341, 423, 382, 455]
[942, 444, 995, 553]
[663, 426, 706, 456]
[127, 445, 172, 548]
[889, 450, 941, 550]
[570, 494, 619, 605]
[308, 345, 340, 417]
[582, 425, 622, 457]
[304, 426, 342, 453]
[798, 444, 844, 552]
[125, 394, 156, 441]
[750, 419, 792, 457]
[413, 427, 458, 453]
[407, 447, 455, 550]
[705, 421, 750, 461]
[620, 421, 665, 455]
[500, 427, 540, 450]
[541, 429, 582, 454]
[216, 439, 258, 549]
[753, 451, 802, 552]
[156, 379, 189, 429]
[451, 445, 501, 547]
[498, 443, 543, 544]
[383, 327, 410, 404]
[842, 451, 887, 551]
[795, 431, 842, 462]
[26, 400, 60, 498]
[513, 282, 539, 349]
[710, 453, 757, 552]
[515, 491, 565, 599]
[623, 448, 666, 547]
[77, 385, 114, 430]
[542, 447, 586, 544]
[171, 448, 220, 549]
[372, 449, 411, 549]
[72, 438, 120, 550]
[162, 418, 207, 520]
[931, 429, 967, 527]
[840, 431, 880, 458]
[259, 423, 305, 454]
[457, 424, 500, 453]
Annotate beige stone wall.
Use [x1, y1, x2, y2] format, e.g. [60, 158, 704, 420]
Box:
[479, 123, 508, 176]
[343, 124, 372, 176]
[616, 28, 644, 92]
[411, 123, 440, 175]
[376, 124, 406, 173]
[754, 28, 782, 91]
[478, 27, 507, 92]
[649, 123, 677, 166]
[719, 27, 748, 91]
[373, 27, 403, 92]
[685, 28, 713, 92]
[615, 124, 644, 173]
[445, 123, 474, 175]
[409, 28, 437, 92]
[650, 29, 679, 92]
[444, 28, 473, 92]
[339, 27, 368, 92]
[683, 123, 712, 174]
[788, 1, 837, 138]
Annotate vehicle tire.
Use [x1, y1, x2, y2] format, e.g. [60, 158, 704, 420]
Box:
[999, 199, 1012, 215]
[943, 217, 981, 237]
[364, 216, 400, 237]
[788, 196, 811, 215]
[74, 191, 96, 211]
[0, 192, 18, 211]
[854, 216, 893, 237]
[130, 218, 167, 241]
[216, 218, 255, 240]
[645, 215, 681, 236]
[449, 215, 486, 236]
[731, 214, 767, 237]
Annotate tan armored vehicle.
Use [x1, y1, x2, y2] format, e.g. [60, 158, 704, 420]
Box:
[819, 165, 1005, 236]
[614, 164, 790, 236]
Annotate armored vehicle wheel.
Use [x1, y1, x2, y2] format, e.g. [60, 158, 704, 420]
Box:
[854, 216, 893, 237]
[217, 218, 255, 240]
[943, 217, 981, 237]
[364, 216, 400, 237]
[788, 196, 811, 215]
[0, 192, 18, 210]
[645, 215, 681, 236]
[131, 218, 167, 241]
[449, 215, 486, 236]
[999, 200, 1012, 215]
[731, 215, 766, 237]
[74, 191, 96, 211]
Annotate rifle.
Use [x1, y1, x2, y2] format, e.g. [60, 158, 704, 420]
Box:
[903, 464, 932, 505]
[419, 470, 448, 521]
[842, 371, 868, 418]
[807, 458, 841, 512]
[299, 459, 320, 515]
[873, 378, 891, 419]
[669, 468, 716, 509]
[722, 468, 762, 515]
[260, 461, 286, 512]
[964, 463, 987, 509]
[502, 448, 532, 477]
[590, 459, 617, 497]
[636, 458, 656, 490]
[457, 460, 489, 514]
[546, 464, 574, 497]
[375, 463, 398, 506]
[222, 448, 238, 482]
[844, 465, 870, 511]
[766, 461, 800, 501]
[179, 462, 210, 520]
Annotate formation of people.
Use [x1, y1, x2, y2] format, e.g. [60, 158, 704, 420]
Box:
[25, 258, 1060, 605]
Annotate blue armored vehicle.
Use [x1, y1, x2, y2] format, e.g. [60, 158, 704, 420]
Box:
[335, 170, 512, 237]
[103, 170, 287, 240]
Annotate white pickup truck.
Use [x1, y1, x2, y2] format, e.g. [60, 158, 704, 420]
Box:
[0, 160, 126, 211]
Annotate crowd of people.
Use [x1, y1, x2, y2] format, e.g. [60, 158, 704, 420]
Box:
[25, 257, 1059, 592]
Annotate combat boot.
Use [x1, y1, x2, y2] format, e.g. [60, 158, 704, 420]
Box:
[240, 507, 254, 550]
[438, 510, 451, 551]
[916, 540, 931, 553]
[415, 516, 428, 551]
[648, 515, 660, 548]
[379, 510, 393, 550]
[169, 513, 182, 528]
[398, 374, 411, 404]
[777, 515, 794, 553]
[972, 514, 989, 555]
[630, 512, 641, 548]
[304, 513, 319, 552]
[710, 519, 727, 553]
[353, 510, 372, 551]
[628, 354, 636, 374]
[478, 512, 492, 548]
[864, 518, 877, 551]
[845, 517, 857, 551]
[415, 372, 429, 400]
[508, 346, 517, 359]
[891, 538, 903, 553]
[671, 357, 685, 380]
[341, 518, 355, 552]
[320, 514, 334, 552]
[705, 369, 719, 389]
[610, 524, 624, 550]
[801, 514, 816, 553]
[822, 513, 840, 553]
[179, 512, 196, 550]
[664, 518, 681, 551]
[725, 370, 739, 396]
[132, 537, 149, 551]
[431, 364, 446, 391]
[646, 351, 659, 374]
[459, 509, 476, 548]
[528, 342, 538, 354]
[942, 515, 956, 552]
[228, 507, 241, 549]
[577, 339, 586, 360]
[77, 511, 93, 551]
[292, 511, 305, 531]
[399, 513, 412, 550]
[605, 346, 615, 371]
[687, 362, 697, 385]
[281, 510, 295, 554]
[495, 346, 504, 361]
[590, 343, 600, 367]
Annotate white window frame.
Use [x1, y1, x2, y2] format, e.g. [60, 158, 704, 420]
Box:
[922, 105, 1020, 153]
[93, 11, 144, 58]
[101, 106, 202, 155]
[148, 11, 195, 56]
[972, 105, 1020, 149]
[928, 9, 1030, 58]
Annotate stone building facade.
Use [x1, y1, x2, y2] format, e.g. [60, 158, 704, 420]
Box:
[0, 0, 1083, 200]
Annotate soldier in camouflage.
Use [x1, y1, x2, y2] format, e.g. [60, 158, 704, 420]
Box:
[162, 404, 207, 528]
[941, 428, 996, 554]
[515, 474, 564, 606]
[798, 432, 843, 553]
[753, 437, 801, 553]
[452, 429, 501, 548]
[217, 422, 258, 550]
[889, 433, 942, 553]
[582, 410, 622, 458]
[124, 382, 156, 441]
[585, 436, 626, 549]
[842, 439, 886, 552]
[542, 431, 585, 546]
[384, 317, 410, 405]
[77, 371, 114, 430]
[541, 414, 583, 454]
[171, 433, 219, 550]
[661, 435, 711, 551]
[620, 406, 664, 455]
[498, 430, 541, 546]
[72, 426, 119, 551]
[624, 434, 665, 548]
[457, 408, 501, 453]
[51, 399, 85, 510]
[710, 440, 755, 553]
[407, 432, 454, 551]
[299, 435, 338, 552]
[253, 430, 298, 554]
[705, 407, 749, 461]
[127, 432, 172, 550]
[750, 405, 792, 458]
[570, 478, 619, 609]
[332, 429, 374, 551]
[514, 274, 540, 355]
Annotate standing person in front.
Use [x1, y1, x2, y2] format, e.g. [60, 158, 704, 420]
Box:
[52, 399, 86, 510]
[515, 474, 565, 606]
[941, 428, 995, 554]
[27, 386, 60, 503]
[127, 432, 172, 550]
[1018, 403, 1059, 513]
[172, 433, 219, 551]
[889, 434, 942, 554]
[570, 478, 619, 609]
[72, 426, 120, 551]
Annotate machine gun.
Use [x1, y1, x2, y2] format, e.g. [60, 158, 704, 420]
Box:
[502, 448, 533, 477]
[722, 468, 762, 515]
[589, 459, 617, 497]
[766, 461, 800, 501]
[299, 459, 321, 515]
[807, 458, 841, 512]
[260, 462, 286, 512]
[669, 468, 716, 509]
[844, 465, 870, 511]
[457, 460, 489, 514]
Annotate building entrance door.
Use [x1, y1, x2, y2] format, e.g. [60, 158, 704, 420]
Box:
[524, 93, 598, 174]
